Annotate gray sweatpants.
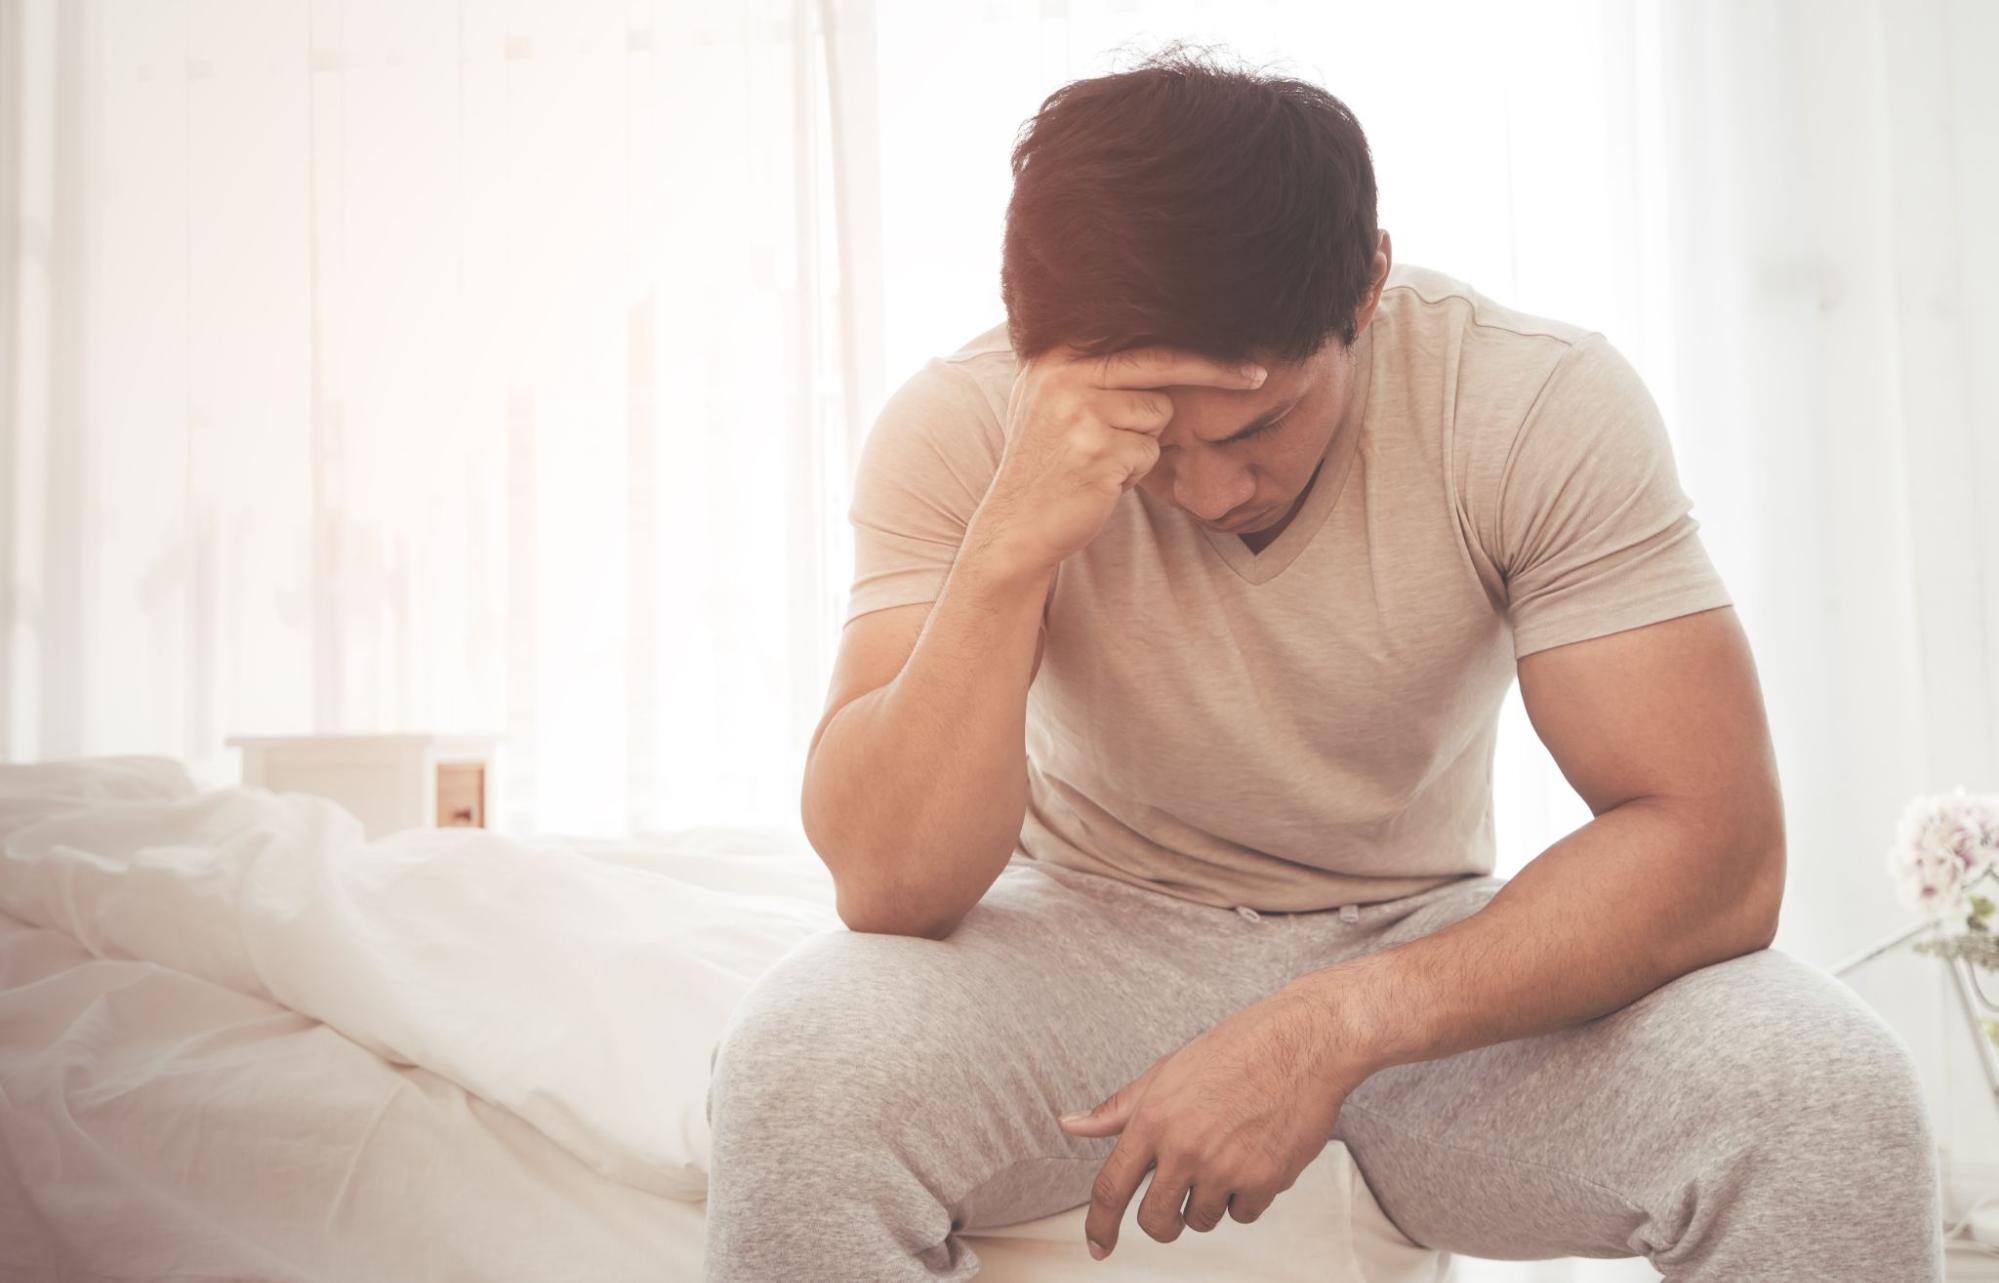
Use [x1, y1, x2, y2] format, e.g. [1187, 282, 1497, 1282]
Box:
[704, 855, 1944, 1281]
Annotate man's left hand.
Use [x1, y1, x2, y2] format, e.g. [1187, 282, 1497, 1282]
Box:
[1056, 980, 1371, 1259]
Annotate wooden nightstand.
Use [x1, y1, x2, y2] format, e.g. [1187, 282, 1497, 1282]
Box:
[226, 734, 502, 840]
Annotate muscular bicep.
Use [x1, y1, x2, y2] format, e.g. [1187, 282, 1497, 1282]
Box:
[809, 601, 1047, 763]
[1515, 605, 1780, 844]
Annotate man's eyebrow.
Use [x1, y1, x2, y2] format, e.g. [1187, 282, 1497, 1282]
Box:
[1203, 395, 1304, 444]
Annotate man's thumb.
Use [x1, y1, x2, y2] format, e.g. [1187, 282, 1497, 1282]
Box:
[1058, 1075, 1145, 1137]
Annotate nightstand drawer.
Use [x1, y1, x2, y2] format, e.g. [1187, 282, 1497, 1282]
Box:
[436, 762, 485, 828]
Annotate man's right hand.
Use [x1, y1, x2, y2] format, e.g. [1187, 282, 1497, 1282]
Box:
[969, 344, 1268, 575]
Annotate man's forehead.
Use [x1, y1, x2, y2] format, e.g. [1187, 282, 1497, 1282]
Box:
[1158, 387, 1306, 446]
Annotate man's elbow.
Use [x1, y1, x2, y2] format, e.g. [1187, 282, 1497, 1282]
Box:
[801, 821, 958, 938]
[834, 878, 963, 941]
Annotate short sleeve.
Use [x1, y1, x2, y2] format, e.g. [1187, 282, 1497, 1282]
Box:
[1493, 334, 1732, 657]
[843, 357, 1004, 626]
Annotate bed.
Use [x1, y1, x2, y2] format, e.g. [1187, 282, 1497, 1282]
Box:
[0, 757, 1457, 1281]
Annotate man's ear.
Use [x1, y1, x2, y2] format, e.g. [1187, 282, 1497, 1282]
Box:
[1352, 229, 1393, 337]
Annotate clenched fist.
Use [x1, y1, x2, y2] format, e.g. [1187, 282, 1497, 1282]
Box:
[968, 344, 1268, 575]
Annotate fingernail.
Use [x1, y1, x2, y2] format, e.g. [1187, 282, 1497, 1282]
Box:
[1243, 363, 1267, 385]
[1088, 1240, 1108, 1260]
[1059, 1112, 1087, 1125]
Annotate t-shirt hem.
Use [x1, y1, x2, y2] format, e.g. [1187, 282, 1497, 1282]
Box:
[1014, 843, 1491, 916]
[842, 586, 942, 626]
[1509, 585, 1735, 659]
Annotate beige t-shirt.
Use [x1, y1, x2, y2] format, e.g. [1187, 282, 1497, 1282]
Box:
[844, 263, 1733, 913]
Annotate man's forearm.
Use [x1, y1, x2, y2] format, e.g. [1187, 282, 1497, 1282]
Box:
[1291, 796, 1786, 1078]
[803, 523, 1053, 938]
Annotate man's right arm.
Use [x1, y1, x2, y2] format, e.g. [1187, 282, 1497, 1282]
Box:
[804, 343, 1265, 939]
[801, 515, 1053, 941]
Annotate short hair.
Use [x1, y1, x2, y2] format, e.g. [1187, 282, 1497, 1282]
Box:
[1000, 42, 1379, 367]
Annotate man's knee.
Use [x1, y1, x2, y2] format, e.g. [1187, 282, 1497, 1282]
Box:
[706, 928, 959, 1168]
[704, 929, 990, 1277]
[1638, 949, 1943, 1277]
[1646, 949, 1937, 1206]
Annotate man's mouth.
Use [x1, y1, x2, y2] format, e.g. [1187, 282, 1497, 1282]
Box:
[1209, 506, 1263, 530]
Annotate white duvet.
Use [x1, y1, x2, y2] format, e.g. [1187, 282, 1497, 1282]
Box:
[0, 757, 838, 1204]
[0, 757, 1452, 1282]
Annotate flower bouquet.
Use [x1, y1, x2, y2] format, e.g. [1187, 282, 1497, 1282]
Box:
[1885, 788, 1999, 1052]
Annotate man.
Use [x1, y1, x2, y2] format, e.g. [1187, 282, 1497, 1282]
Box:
[705, 49, 1944, 1281]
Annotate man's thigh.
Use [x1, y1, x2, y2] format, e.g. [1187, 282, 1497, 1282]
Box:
[1327, 886, 1938, 1276]
[707, 859, 1293, 1231]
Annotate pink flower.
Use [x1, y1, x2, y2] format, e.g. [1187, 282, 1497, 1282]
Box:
[1885, 788, 1997, 920]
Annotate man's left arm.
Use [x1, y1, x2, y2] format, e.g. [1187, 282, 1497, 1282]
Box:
[1291, 600, 1788, 1075]
[1060, 332, 1785, 1258]
[1060, 603, 1788, 1259]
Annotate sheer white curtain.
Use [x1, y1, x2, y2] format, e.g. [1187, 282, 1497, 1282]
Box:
[1, 0, 880, 834]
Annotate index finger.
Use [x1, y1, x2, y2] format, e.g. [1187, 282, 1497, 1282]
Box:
[1085, 345, 1267, 393]
[1084, 1129, 1155, 1258]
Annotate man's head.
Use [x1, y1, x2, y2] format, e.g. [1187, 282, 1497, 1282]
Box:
[1000, 45, 1390, 532]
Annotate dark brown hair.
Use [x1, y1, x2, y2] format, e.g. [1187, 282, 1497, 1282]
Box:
[1000, 42, 1379, 366]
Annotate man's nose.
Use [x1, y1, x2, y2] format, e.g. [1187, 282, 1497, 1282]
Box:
[1170, 452, 1256, 522]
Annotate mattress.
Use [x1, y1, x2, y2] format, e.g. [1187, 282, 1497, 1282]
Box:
[0, 756, 1456, 1281]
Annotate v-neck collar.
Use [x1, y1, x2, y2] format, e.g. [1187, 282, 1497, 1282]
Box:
[1199, 327, 1374, 586]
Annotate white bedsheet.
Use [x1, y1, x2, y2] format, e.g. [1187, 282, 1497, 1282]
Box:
[0, 757, 1453, 1281]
